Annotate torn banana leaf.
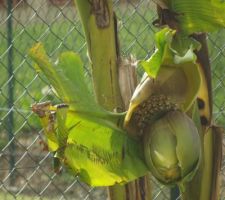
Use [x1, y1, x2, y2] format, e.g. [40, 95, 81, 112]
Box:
[141, 28, 201, 112]
[32, 102, 148, 186]
[30, 43, 148, 186]
[155, 0, 225, 34]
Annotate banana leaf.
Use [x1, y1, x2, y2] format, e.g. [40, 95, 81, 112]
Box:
[154, 0, 225, 34]
[29, 43, 149, 186]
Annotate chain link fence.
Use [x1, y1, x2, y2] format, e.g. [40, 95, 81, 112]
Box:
[0, 0, 224, 199]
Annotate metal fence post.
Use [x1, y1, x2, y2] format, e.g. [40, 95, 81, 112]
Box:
[7, 0, 15, 186]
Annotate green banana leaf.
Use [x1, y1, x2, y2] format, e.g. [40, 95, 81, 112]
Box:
[64, 111, 148, 186]
[155, 0, 225, 34]
[30, 43, 148, 186]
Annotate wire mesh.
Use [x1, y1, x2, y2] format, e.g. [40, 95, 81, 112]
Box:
[0, 0, 224, 199]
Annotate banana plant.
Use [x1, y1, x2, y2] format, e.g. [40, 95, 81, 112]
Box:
[30, 0, 225, 200]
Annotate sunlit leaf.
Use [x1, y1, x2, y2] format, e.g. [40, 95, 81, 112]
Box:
[63, 110, 148, 186]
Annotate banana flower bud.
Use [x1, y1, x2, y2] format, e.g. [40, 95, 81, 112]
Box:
[144, 111, 201, 185]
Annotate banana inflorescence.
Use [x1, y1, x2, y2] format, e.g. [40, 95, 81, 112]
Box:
[124, 28, 202, 187]
[124, 72, 201, 186]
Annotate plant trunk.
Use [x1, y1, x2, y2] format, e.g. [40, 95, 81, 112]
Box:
[74, 0, 152, 199]
[74, 0, 123, 110]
